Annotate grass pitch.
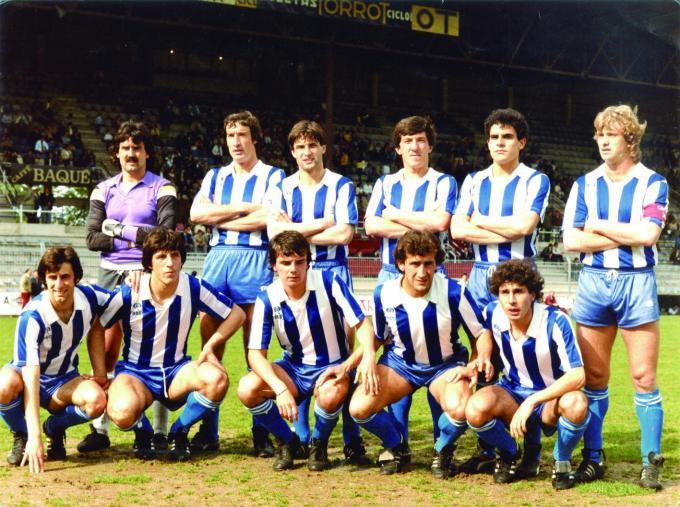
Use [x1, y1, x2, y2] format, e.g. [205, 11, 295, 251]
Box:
[0, 315, 677, 506]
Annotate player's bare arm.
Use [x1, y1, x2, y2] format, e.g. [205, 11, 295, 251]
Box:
[215, 206, 269, 232]
[197, 304, 246, 365]
[364, 215, 411, 239]
[585, 220, 662, 248]
[470, 210, 541, 241]
[382, 206, 451, 233]
[308, 223, 354, 246]
[247, 349, 298, 422]
[267, 212, 333, 239]
[190, 195, 260, 225]
[509, 366, 585, 439]
[85, 319, 109, 387]
[20, 365, 44, 473]
[450, 214, 510, 244]
[562, 227, 621, 253]
[354, 319, 381, 396]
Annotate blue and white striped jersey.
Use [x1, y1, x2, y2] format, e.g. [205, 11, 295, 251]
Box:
[195, 160, 284, 248]
[12, 285, 111, 376]
[373, 275, 485, 366]
[269, 169, 358, 262]
[486, 301, 582, 390]
[248, 269, 364, 366]
[101, 273, 233, 368]
[366, 168, 457, 265]
[454, 163, 550, 262]
[562, 162, 668, 269]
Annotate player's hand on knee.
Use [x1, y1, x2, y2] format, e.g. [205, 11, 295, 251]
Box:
[316, 365, 346, 388]
[356, 360, 380, 396]
[509, 400, 534, 439]
[448, 365, 474, 385]
[276, 389, 298, 422]
[83, 374, 110, 391]
[197, 345, 221, 367]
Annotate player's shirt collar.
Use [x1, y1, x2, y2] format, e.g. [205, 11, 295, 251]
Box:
[111, 170, 159, 189]
[395, 273, 442, 305]
[39, 286, 88, 325]
[137, 272, 189, 304]
[494, 301, 546, 340]
[270, 269, 320, 306]
[395, 167, 438, 183]
[290, 168, 332, 190]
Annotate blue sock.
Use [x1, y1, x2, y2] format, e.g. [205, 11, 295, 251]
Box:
[353, 410, 401, 449]
[427, 390, 443, 441]
[341, 397, 362, 445]
[293, 396, 311, 445]
[46, 405, 91, 434]
[203, 407, 220, 441]
[634, 389, 663, 465]
[171, 392, 219, 434]
[553, 413, 590, 462]
[311, 404, 341, 442]
[583, 387, 609, 461]
[524, 414, 542, 459]
[434, 412, 467, 452]
[0, 394, 27, 434]
[469, 418, 518, 460]
[248, 399, 293, 443]
[122, 413, 153, 434]
[388, 394, 412, 443]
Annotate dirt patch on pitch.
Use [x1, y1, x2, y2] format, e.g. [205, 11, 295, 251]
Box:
[1, 438, 677, 507]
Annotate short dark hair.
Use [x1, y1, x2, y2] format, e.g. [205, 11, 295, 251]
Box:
[394, 231, 444, 272]
[37, 246, 83, 286]
[392, 116, 436, 148]
[489, 259, 544, 300]
[268, 231, 312, 267]
[288, 120, 326, 150]
[141, 229, 186, 272]
[114, 120, 154, 171]
[224, 110, 263, 145]
[483, 108, 529, 143]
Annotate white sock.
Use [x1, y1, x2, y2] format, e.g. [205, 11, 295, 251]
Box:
[152, 400, 169, 435]
[91, 371, 115, 435]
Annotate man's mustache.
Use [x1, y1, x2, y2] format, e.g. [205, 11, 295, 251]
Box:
[125, 157, 138, 163]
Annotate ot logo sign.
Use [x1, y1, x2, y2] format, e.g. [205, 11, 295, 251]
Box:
[411, 5, 459, 37]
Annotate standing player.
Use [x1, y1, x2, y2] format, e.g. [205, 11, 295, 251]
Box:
[349, 231, 492, 476]
[103, 229, 245, 461]
[81, 120, 177, 453]
[465, 260, 589, 490]
[190, 111, 284, 456]
[266, 120, 367, 464]
[237, 231, 372, 471]
[0, 247, 109, 472]
[364, 116, 457, 456]
[563, 105, 667, 490]
[450, 108, 550, 475]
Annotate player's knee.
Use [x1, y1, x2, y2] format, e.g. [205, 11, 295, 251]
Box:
[348, 394, 374, 421]
[630, 367, 656, 393]
[559, 391, 588, 424]
[465, 394, 491, 427]
[199, 363, 228, 398]
[237, 374, 259, 407]
[81, 385, 107, 418]
[315, 381, 348, 413]
[0, 371, 21, 404]
[107, 397, 139, 429]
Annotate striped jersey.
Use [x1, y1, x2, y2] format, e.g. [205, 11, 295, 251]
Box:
[366, 168, 457, 265]
[195, 160, 284, 248]
[373, 275, 485, 366]
[249, 269, 364, 366]
[562, 162, 668, 269]
[269, 169, 358, 263]
[455, 163, 550, 262]
[101, 272, 233, 368]
[486, 301, 583, 390]
[12, 285, 111, 376]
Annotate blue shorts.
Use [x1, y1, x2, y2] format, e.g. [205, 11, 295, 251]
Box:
[202, 245, 273, 305]
[8, 365, 80, 410]
[467, 262, 497, 311]
[115, 358, 191, 411]
[378, 347, 468, 389]
[312, 260, 353, 290]
[572, 266, 659, 328]
[377, 263, 447, 285]
[496, 377, 556, 436]
[275, 356, 344, 402]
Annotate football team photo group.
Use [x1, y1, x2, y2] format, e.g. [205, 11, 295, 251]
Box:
[0, 104, 671, 497]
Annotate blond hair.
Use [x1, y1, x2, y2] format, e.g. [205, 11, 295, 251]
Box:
[593, 105, 647, 163]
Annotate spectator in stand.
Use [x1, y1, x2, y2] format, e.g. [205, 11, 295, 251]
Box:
[19, 268, 32, 308]
[36, 185, 55, 224]
[194, 226, 208, 253]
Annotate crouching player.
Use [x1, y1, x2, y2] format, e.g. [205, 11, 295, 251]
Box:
[465, 260, 588, 489]
[103, 229, 245, 461]
[349, 231, 493, 476]
[237, 231, 371, 472]
[0, 247, 109, 472]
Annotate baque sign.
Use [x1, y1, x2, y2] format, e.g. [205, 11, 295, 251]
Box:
[1, 163, 97, 187]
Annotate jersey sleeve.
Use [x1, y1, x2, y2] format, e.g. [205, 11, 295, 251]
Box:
[454, 282, 486, 342]
[264, 180, 285, 212]
[248, 292, 274, 350]
[562, 178, 587, 230]
[335, 179, 358, 225]
[100, 286, 130, 329]
[85, 184, 115, 252]
[365, 176, 386, 219]
[372, 284, 389, 342]
[552, 310, 583, 371]
[195, 168, 220, 202]
[435, 174, 457, 214]
[197, 279, 234, 321]
[330, 273, 364, 328]
[454, 173, 475, 217]
[642, 173, 669, 228]
[526, 172, 551, 220]
[12, 311, 44, 368]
